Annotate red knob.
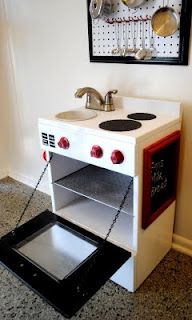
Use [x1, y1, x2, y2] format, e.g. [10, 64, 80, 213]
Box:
[111, 150, 124, 164]
[91, 145, 103, 158]
[42, 151, 47, 161]
[58, 137, 70, 149]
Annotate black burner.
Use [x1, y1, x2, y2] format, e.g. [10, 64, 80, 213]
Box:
[99, 119, 142, 131]
[127, 113, 156, 121]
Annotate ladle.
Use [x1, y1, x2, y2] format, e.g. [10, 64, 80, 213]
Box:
[112, 22, 122, 55]
[145, 21, 156, 60]
[122, 21, 133, 56]
[130, 20, 139, 53]
[135, 20, 147, 60]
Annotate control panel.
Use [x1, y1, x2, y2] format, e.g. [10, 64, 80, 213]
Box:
[39, 127, 137, 176]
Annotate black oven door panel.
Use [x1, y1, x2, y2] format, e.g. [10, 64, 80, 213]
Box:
[0, 210, 131, 318]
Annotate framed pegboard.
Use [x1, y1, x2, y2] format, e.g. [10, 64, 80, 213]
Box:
[87, 0, 192, 65]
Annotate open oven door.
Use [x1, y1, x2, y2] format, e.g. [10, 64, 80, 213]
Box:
[0, 210, 131, 318]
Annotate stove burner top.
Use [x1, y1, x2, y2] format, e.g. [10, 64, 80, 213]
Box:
[99, 119, 142, 132]
[127, 113, 156, 121]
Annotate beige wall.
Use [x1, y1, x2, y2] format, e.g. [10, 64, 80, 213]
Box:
[0, 1, 10, 176]
[0, 49, 9, 175]
[2, 1, 192, 241]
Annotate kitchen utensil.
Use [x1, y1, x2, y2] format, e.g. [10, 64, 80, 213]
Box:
[112, 22, 122, 55]
[121, 22, 127, 56]
[135, 20, 147, 60]
[145, 20, 156, 59]
[121, 22, 131, 56]
[89, 0, 112, 19]
[124, 22, 136, 56]
[130, 20, 138, 53]
[149, 25, 155, 52]
[151, 0, 179, 37]
[121, 0, 146, 9]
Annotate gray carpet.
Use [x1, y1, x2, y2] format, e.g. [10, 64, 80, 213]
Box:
[0, 177, 191, 320]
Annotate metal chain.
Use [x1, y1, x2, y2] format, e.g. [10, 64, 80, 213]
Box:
[0, 153, 53, 279]
[12, 154, 53, 235]
[77, 177, 133, 296]
[1, 154, 133, 292]
[103, 177, 133, 243]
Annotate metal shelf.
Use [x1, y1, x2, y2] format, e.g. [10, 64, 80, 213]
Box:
[56, 197, 135, 252]
[54, 165, 133, 216]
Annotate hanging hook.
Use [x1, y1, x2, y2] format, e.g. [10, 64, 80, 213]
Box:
[116, 17, 122, 24]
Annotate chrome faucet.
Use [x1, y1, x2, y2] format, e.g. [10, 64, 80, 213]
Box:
[74, 87, 118, 112]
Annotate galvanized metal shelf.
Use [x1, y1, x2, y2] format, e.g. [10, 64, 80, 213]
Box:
[55, 165, 133, 216]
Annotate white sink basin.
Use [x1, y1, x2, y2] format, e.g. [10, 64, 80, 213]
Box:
[55, 107, 97, 121]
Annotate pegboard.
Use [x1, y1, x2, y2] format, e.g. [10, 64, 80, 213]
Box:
[87, 0, 192, 65]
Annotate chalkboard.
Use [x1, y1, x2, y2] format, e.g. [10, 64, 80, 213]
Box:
[142, 131, 180, 230]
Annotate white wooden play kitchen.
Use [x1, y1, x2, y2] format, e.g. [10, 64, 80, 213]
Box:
[38, 92, 181, 292]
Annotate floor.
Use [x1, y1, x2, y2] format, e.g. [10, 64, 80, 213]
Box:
[0, 177, 191, 320]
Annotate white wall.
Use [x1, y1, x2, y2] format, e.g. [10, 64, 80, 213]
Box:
[0, 0, 11, 178]
[0, 49, 9, 178]
[2, 1, 192, 243]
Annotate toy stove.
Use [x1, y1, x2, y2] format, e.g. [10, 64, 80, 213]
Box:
[39, 96, 181, 177]
[0, 96, 181, 318]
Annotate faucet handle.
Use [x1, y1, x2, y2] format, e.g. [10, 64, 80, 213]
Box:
[104, 90, 118, 111]
[106, 90, 118, 96]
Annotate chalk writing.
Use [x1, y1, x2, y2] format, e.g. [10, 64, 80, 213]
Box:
[151, 159, 168, 197]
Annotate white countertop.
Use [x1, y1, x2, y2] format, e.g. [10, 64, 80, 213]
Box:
[39, 96, 181, 144]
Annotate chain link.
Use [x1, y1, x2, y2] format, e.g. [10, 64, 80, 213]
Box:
[77, 177, 133, 296]
[103, 178, 133, 243]
[1, 154, 133, 294]
[0, 153, 53, 279]
[12, 154, 53, 235]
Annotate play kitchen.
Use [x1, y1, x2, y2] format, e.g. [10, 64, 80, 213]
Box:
[0, 1, 189, 318]
[0, 88, 181, 317]
[88, 0, 192, 65]
[38, 89, 180, 314]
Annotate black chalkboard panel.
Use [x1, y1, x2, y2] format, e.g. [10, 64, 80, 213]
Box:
[142, 131, 180, 230]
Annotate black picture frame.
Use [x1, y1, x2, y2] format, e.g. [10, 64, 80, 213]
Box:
[87, 0, 192, 65]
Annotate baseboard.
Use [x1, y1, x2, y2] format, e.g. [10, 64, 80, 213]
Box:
[0, 168, 9, 180]
[172, 234, 192, 257]
[9, 170, 50, 195]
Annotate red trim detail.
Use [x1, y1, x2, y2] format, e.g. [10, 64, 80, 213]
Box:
[42, 151, 47, 161]
[142, 131, 181, 230]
